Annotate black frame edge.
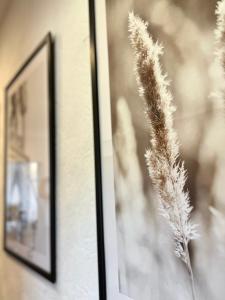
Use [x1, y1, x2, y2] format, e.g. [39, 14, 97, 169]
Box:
[88, 1, 107, 299]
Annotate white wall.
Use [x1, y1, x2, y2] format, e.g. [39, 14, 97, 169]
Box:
[0, 0, 99, 299]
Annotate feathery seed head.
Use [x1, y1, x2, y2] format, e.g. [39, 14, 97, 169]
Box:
[215, 0, 225, 69]
[129, 13, 198, 262]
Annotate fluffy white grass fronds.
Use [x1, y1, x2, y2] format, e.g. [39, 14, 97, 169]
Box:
[128, 12, 198, 265]
[215, 0, 225, 68]
[213, 0, 225, 106]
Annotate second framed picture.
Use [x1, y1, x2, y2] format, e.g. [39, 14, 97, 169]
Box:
[4, 33, 56, 282]
[89, 0, 225, 299]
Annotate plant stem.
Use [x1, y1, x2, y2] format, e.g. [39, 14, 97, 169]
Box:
[184, 242, 197, 300]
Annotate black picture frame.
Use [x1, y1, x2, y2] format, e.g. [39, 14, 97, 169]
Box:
[88, 0, 225, 299]
[3, 33, 56, 283]
[88, 1, 107, 299]
[88, 1, 149, 300]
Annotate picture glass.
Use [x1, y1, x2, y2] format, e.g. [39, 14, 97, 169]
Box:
[93, 0, 225, 299]
[4, 37, 54, 279]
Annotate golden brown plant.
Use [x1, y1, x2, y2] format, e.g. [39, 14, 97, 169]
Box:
[128, 12, 198, 300]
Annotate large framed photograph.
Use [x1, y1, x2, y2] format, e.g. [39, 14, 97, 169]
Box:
[89, 0, 225, 299]
[4, 33, 56, 282]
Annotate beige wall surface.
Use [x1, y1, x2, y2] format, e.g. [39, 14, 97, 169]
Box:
[0, 0, 99, 299]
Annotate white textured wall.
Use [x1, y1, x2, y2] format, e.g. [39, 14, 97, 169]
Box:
[0, 0, 99, 299]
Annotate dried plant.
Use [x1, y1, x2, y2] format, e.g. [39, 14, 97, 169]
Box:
[213, 0, 225, 108]
[128, 12, 199, 300]
[215, 0, 225, 70]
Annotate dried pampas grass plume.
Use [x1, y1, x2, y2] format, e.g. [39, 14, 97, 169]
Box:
[213, 0, 225, 106]
[215, 0, 225, 70]
[128, 12, 198, 299]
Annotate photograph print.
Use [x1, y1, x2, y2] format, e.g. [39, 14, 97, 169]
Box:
[4, 33, 56, 282]
[90, 0, 225, 299]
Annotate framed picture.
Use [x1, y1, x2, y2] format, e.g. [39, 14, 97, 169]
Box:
[4, 33, 56, 282]
[89, 0, 225, 299]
